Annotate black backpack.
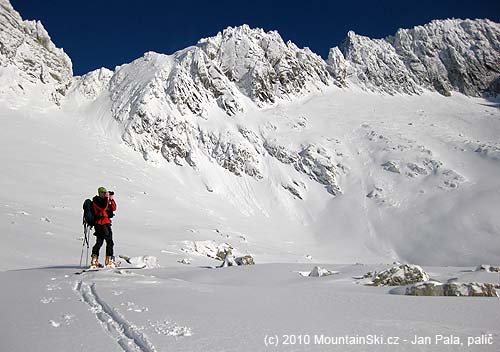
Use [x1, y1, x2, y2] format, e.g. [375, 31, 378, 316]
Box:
[82, 199, 95, 227]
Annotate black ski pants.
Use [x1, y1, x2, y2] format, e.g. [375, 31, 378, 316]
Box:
[92, 224, 114, 257]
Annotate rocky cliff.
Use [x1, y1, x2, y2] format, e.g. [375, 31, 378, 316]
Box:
[328, 19, 500, 96]
[0, 0, 72, 104]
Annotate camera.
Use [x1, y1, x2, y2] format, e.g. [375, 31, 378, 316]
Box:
[109, 191, 114, 195]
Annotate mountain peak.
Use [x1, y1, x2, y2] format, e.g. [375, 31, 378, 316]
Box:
[197, 23, 331, 105]
[337, 18, 500, 96]
[0, 0, 72, 105]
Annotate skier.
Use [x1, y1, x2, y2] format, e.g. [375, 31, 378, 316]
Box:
[90, 186, 117, 268]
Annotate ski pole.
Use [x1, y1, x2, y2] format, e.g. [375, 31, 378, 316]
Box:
[79, 229, 85, 268]
[79, 222, 91, 268]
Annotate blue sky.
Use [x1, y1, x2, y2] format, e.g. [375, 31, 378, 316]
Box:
[11, 0, 500, 76]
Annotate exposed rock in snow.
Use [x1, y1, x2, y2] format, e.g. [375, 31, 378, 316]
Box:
[308, 266, 339, 277]
[422, 158, 443, 173]
[235, 255, 255, 266]
[183, 241, 253, 267]
[366, 124, 467, 192]
[474, 143, 500, 161]
[282, 183, 304, 200]
[406, 162, 429, 177]
[440, 169, 466, 189]
[219, 249, 238, 267]
[295, 144, 342, 196]
[219, 252, 255, 267]
[197, 129, 263, 178]
[366, 187, 384, 199]
[264, 141, 298, 165]
[368, 264, 430, 286]
[406, 281, 500, 297]
[263, 141, 343, 196]
[177, 258, 191, 265]
[0, 0, 72, 104]
[475, 264, 500, 273]
[183, 240, 235, 261]
[381, 161, 401, 174]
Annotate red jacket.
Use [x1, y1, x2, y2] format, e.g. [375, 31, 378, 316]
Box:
[92, 196, 117, 225]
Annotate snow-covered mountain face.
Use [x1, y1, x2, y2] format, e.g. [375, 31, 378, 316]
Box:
[67, 25, 342, 191]
[0, 0, 72, 105]
[65, 18, 500, 196]
[333, 19, 500, 96]
[2, 0, 500, 267]
[64, 19, 500, 182]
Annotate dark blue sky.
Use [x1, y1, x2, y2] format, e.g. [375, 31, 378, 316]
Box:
[11, 0, 500, 76]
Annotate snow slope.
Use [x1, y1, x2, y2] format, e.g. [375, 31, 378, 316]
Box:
[1, 85, 500, 351]
[3, 86, 500, 268]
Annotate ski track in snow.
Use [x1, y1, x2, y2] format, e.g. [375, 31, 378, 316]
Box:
[74, 280, 157, 352]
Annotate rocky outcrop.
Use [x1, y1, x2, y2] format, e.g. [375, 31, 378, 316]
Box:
[381, 161, 401, 174]
[0, 0, 72, 104]
[474, 143, 500, 161]
[196, 128, 262, 178]
[182, 240, 234, 260]
[308, 266, 338, 277]
[264, 142, 344, 196]
[368, 264, 430, 286]
[235, 255, 255, 266]
[295, 145, 343, 196]
[220, 252, 255, 267]
[406, 281, 500, 297]
[475, 264, 500, 273]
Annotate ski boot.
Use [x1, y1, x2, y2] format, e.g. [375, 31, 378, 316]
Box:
[90, 255, 100, 269]
[105, 256, 117, 268]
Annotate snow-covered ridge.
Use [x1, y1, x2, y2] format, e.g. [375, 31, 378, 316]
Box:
[0, 0, 72, 104]
[64, 18, 499, 193]
[197, 24, 333, 105]
[66, 26, 345, 188]
[2, 0, 500, 196]
[331, 19, 500, 96]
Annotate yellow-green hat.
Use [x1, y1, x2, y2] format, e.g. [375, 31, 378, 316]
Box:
[98, 186, 107, 194]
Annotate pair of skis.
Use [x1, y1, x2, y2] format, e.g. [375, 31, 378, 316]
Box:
[75, 266, 146, 275]
[75, 255, 145, 275]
